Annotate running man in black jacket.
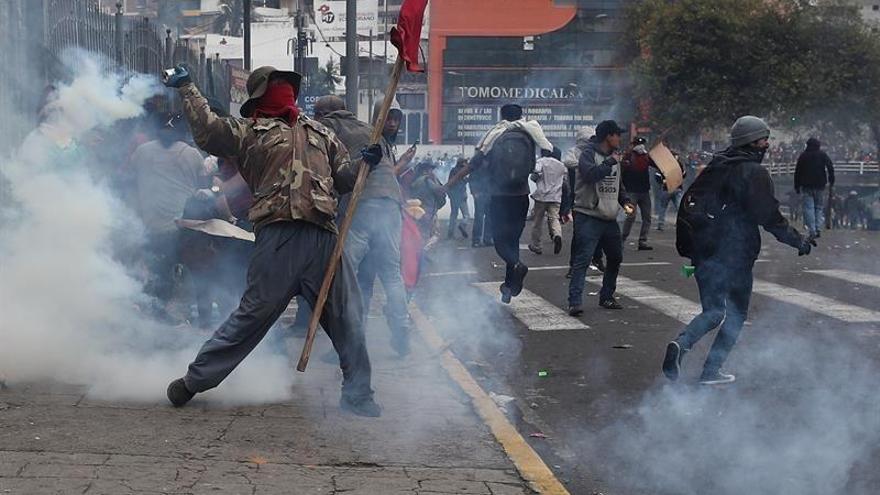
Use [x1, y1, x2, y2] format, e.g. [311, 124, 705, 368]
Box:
[663, 116, 816, 385]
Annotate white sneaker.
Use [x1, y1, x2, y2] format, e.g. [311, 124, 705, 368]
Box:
[699, 371, 736, 385]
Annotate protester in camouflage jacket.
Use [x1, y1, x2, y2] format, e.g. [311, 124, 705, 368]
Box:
[178, 83, 360, 233]
[164, 66, 380, 418]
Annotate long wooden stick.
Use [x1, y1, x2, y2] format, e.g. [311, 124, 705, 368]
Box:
[297, 57, 406, 372]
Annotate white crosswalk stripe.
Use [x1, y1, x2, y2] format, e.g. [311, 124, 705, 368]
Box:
[472, 283, 590, 331]
[471, 269, 880, 330]
[752, 280, 880, 323]
[589, 276, 701, 324]
[806, 269, 880, 290]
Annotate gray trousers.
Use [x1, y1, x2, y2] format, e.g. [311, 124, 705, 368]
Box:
[184, 221, 373, 400]
[621, 191, 652, 243]
[530, 200, 561, 246]
[344, 198, 412, 340]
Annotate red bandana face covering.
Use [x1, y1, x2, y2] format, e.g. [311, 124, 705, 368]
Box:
[253, 80, 300, 125]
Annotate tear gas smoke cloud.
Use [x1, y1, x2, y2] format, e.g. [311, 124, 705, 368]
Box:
[0, 50, 296, 404]
[587, 330, 880, 495]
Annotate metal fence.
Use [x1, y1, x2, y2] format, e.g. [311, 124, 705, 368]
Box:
[0, 0, 232, 152]
[767, 162, 880, 176]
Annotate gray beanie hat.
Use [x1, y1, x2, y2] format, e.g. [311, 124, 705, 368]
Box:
[731, 115, 770, 147]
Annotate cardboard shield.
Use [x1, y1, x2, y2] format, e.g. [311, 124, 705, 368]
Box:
[175, 218, 255, 242]
[649, 142, 683, 192]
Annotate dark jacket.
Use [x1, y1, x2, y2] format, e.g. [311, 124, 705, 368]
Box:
[621, 151, 655, 194]
[468, 165, 492, 199]
[411, 171, 446, 215]
[699, 147, 802, 263]
[794, 138, 835, 191]
[319, 110, 402, 204]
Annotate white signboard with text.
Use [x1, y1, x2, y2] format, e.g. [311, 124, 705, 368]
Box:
[314, 1, 378, 37]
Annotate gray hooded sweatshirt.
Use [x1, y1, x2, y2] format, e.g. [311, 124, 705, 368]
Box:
[562, 135, 627, 221]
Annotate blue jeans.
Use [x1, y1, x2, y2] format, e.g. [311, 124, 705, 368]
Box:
[802, 187, 825, 236]
[568, 213, 623, 306]
[675, 258, 753, 375]
[344, 198, 412, 339]
[656, 189, 683, 229]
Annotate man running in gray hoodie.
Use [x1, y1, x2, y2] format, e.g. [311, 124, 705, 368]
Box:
[562, 121, 634, 316]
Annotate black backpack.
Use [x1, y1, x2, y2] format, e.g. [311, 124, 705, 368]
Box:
[676, 161, 738, 259]
[487, 129, 536, 194]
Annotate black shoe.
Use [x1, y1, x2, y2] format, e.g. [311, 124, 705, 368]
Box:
[553, 235, 563, 254]
[599, 297, 623, 310]
[565, 268, 573, 279]
[699, 370, 736, 385]
[472, 241, 481, 248]
[591, 256, 606, 273]
[657, 225, 665, 232]
[340, 395, 382, 417]
[662, 341, 684, 381]
[568, 305, 584, 317]
[510, 262, 529, 296]
[527, 244, 543, 255]
[167, 378, 195, 407]
[458, 224, 469, 239]
[638, 243, 654, 251]
[500, 284, 512, 304]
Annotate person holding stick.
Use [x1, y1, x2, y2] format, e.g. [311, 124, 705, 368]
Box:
[162, 65, 382, 417]
[314, 95, 415, 358]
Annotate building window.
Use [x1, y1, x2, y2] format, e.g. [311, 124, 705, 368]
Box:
[398, 93, 426, 111]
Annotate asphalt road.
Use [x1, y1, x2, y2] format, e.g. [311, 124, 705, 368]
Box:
[415, 219, 880, 495]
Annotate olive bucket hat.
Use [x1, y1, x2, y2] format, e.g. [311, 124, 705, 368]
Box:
[239, 66, 303, 118]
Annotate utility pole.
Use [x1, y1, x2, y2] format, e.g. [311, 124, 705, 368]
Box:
[243, 0, 252, 70]
[344, 0, 358, 116]
[295, 0, 306, 75]
[368, 29, 373, 122]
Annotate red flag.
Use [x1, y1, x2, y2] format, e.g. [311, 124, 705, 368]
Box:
[390, 0, 428, 72]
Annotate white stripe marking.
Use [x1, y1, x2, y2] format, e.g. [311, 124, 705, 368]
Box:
[596, 276, 701, 324]
[473, 283, 590, 331]
[806, 269, 880, 289]
[528, 262, 671, 272]
[424, 270, 479, 277]
[753, 280, 880, 323]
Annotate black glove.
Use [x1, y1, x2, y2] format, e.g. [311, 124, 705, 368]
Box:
[162, 65, 191, 88]
[601, 156, 619, 167]
[361, 144, 383, 169]
[798, 235, 817, 256]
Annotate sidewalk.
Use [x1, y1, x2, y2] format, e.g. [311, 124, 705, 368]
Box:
[0, 311, 533, 494]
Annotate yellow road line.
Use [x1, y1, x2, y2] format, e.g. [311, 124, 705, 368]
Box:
[411, 308, 571, 495]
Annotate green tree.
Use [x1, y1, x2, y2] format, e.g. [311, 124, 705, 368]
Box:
[304, 58, 342, 96]
[631, 0, 880, 155]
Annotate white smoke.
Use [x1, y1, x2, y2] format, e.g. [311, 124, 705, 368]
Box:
[0, 50, 296, 404]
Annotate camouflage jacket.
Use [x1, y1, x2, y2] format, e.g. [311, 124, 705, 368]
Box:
[178, 83, 358, 233]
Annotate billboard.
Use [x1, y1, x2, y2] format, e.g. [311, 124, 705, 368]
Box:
[314, 1, 379, 37]
[442, 67, 621, 146]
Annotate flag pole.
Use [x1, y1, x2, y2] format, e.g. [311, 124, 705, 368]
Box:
[297, 56, 406, 372]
